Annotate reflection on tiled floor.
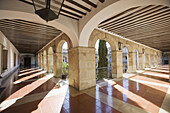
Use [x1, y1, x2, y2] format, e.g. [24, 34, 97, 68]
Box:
[0, 66, 170, 113]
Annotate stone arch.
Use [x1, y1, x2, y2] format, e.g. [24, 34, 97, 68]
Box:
[79, 0, 170, 47]
[88, 29, 117, 51]
[122, 46, 128, 73]
[48, 47, 53, 73]
[123, 43, 137, 73]
[136, 49, 139, 69]
[145, 49, 151, 68]
[56, 34, 73, 52]
[53, 34, 73, 77]
[88, 29, 123, 78]
[136, 47, 145, 70]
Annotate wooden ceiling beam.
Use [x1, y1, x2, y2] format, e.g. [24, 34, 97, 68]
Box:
[0, 26, 59, 36]
[100, 5, 165, 29]
[99, 5, 155, 27]
[106, 11, 170, 31]
[52, 0, 86, 15]
[62, 4, 86, 15]
[60, 9, 82, 18]
[0, 20, 59, 34]
[82, 0, 97, 8]
[114, 16, 170, 33]
[66, 0, 91, 12]
[19, 0, 80, 20]
[103, 7, 170, 30]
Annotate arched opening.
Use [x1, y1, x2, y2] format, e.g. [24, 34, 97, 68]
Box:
[136, 49, 138, 69]
[48, 47, 53, 73]
[55, 35, 72, 79]
[122, 46, 128, 73]
[62, 42, 69, 78]
[43, 50, 47, 70]
[88, 30, 123, 80]
[95, 39, 112, 80]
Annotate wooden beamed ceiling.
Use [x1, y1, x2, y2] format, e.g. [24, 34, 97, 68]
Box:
[0, 19, 61, 53]
[98, 5, 170, 52]
[19, 0, 105, 20]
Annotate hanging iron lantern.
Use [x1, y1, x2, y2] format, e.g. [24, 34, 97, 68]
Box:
[32, 0, 64, 22]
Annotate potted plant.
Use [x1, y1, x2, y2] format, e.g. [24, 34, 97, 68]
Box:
[62, 62, 68, 79]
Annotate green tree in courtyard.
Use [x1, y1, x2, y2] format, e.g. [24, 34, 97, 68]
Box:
[97, 40, 108, 80]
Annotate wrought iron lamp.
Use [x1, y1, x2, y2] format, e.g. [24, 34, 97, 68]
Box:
[32, 0, 64, 22]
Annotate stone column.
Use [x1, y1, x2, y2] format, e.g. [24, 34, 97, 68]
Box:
[150, 54, 154, 68]
[0, 44, 2, 74]
[42, 53, 44, 69]
[138, 53, 145, 70]
[145, 54, 150, 68]
[53, 52, 62, 77]
[111, 50, 123, 78]
[48, 54, 53, 73]
[127, 52, 136, 73]
[53, 52, 57, 76]
[38, 53, 41, 68]
[40, 53, 42, 68]
[46, 52, 49, 72]
[68, 47, 96, 91]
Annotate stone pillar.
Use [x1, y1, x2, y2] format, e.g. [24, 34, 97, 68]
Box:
[0, 44, 2, 74]
[38, 53, 41, 67]
[145, 54, 150, 68]
[150, 54, 154, 68]
[138, 53, 145, 70]
[68, 47, 96, 91]
[53, 52, 57, 77]
[127, 52, 136, 73]
[40, 53, 42, 68]
[42, 53, 44, 69]
[46, 52, 49, 72]
[48, 54, 53, 73]
[111, 50, 123, 78]
[154, 55, 157, 67]
[54, 52, 63, 77]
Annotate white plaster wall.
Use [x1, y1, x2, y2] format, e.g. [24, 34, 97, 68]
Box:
[20, 53, 36, 67]
[0, 31, 20, 77]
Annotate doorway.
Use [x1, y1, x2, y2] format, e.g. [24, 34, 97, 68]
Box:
[24, 57, 31, 68]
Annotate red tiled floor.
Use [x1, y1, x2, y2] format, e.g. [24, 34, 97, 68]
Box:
[61, 93, 121, 113]
[99, 71, 169, 113]
[0, 66, 169, 113]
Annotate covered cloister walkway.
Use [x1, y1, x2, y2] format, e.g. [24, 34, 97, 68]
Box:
[0, 65, 169, 113]
[0, 0, 170, 113]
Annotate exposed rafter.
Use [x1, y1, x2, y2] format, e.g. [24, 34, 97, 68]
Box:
[82, 0, 97, 8]
[0, 19, 61, 53]
[98, 5, 170, 52]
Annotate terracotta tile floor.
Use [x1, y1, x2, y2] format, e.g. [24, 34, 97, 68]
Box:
[0, 66, 169, 113]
